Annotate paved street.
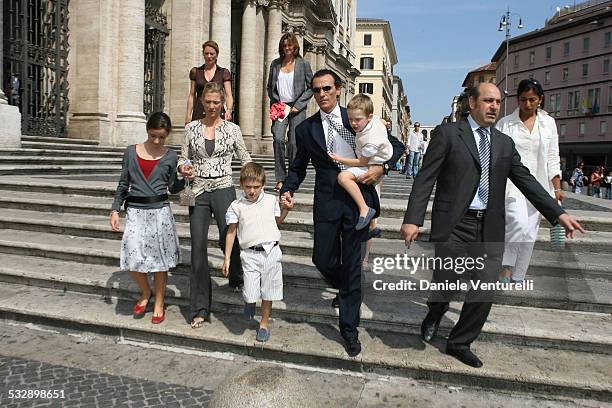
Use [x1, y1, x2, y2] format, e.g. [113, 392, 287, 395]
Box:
[0, 320, 605, 407]
[0, 355, 212, 408]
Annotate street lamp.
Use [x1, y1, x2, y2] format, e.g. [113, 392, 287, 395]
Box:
[499, 8, 523, 116]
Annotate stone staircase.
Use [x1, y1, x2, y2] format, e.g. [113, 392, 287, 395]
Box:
[0, 137, 610, 403]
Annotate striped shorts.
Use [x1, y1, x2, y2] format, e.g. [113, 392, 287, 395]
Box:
[240, 245, 283, 303]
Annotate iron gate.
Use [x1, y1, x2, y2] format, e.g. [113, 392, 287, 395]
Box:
[3, 0, 69, 137]
[144, 0, 168, 118]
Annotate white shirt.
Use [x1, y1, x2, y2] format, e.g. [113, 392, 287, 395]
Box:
[277, 70, 295, 103]
[225, 191, 281, 253]
[467, 115, 492, 210]
[320, 104, 356, 160]
[407, 130, 423, 152]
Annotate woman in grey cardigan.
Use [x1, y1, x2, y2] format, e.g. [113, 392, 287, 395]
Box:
[267, 33, 314, 192]
[179, 82, 252, 328]
[110, 112, 184, 324]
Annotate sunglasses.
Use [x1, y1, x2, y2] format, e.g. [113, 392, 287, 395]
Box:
[312, 85, 334, 94]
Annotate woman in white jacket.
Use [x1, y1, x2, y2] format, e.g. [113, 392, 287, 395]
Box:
[495, 79, 564, 282]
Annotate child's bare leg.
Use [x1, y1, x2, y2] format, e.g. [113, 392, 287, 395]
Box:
[260, 300, 272, 329]
[337, 171, 370, 217]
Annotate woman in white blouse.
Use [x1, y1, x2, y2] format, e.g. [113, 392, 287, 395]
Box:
[267, 33, 313, 192]
[495, 79, 564, 283]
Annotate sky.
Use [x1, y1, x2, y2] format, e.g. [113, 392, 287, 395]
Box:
[356, 0, 575, 125]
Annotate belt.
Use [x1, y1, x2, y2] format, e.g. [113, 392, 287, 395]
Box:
[466, 209, 486, 219]
[248, 242, 279, 251]
[125, 194, 168, 208]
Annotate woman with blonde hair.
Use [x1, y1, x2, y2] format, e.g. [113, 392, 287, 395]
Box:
[185, 40, 234, 124]
[180, 82, 252, 328]
[267, 33, 313, 191]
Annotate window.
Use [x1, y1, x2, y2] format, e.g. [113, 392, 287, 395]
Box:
[529, 50, 535, 64]
[360, 57, 374, 70]
[609, 86, 612, 110]
[574, 90, 581, 111]
[563, 42, 570, 56]
[604, 59, 610, 74]
[514, 54, 519, 68]
[560, 123, 567, 136]
[478, 75, 485, 83]
[562, 67, 569, 81]
[549, 93, 562, 115]
[583, 37, 590, 52]
[545, 71, 551, 84]
[579, 121, 585, 136]
[582, 63, 589, 77]
[601, 121, 608, 135]
[363, 34, 372, 46]
[513, 77, 518, 89]
[359, 82, 373, 94]
[568, 91, 574, 113]
[546, 46, 552, 61]
[606, 32, 611, 48]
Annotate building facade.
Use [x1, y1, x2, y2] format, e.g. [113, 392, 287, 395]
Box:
[492, 0, 612, 168]
[391, 75, 409, 143]
[461, 62, 497, 89]
[354, 19, 397, 121]
[1, 0, 358, 153]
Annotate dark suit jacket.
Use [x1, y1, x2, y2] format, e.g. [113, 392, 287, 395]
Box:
[267, 57, 313, 112]
[403, 120, 564, 243]
[281, 107, 404, 222]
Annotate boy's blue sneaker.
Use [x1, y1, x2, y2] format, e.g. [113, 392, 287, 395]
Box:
[256, 327, 270, 342]
[244, 303, 256, 321]
[355, 207, 376, 230]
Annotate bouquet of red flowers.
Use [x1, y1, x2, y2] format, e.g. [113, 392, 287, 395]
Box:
[269, 102, 288, 121]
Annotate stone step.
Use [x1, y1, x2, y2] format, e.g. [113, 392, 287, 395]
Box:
[21, 135, 100, 145]
[1, 253, 611, 354]
[0, 228, 610, 314]
[0, 282, 610, 401]
[0, 148, 125, 158]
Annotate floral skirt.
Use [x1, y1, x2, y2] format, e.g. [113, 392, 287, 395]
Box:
[120, 206, 181, 273]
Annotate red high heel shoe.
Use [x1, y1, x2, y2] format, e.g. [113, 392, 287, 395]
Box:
[151, 309, 166, 324]
[132, 295, 151, 319]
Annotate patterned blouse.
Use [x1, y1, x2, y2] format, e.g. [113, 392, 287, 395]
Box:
[178, 120, 252, 196]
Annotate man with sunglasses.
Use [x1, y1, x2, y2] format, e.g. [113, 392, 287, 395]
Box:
[280, 69, 403, 357]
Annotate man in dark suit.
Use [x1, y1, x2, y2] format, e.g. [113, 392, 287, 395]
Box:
[401, 83, 584, 367]
[280, 69, 403, 357]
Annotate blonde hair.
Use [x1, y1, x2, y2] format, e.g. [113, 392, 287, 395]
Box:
[347, 93, 374, 116]
[201, 82, 225, 102]
[240, 162, 266, 185]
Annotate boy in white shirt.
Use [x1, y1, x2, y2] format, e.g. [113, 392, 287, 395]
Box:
[223, 162, 290, 342]
[330, 94, 392, 230]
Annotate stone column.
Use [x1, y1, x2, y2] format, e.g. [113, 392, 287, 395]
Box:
[238, 0, 258, 150]
[0, 0, 22, 147]
[211, 0, 231, 69]
[260, 0, 285, 154]
[316, 45, 327, 72]
[114, 0, 147, 146]
[252, 3, 266, 152]
[167, 0, 211, 144]
[67, 0, 115, 144]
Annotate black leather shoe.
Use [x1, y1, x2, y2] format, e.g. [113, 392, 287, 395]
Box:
[331, 295, 339, 308]
[446, 347, 483, 368]
[420, 313, 441, 342]
[344, 337, 361, 357]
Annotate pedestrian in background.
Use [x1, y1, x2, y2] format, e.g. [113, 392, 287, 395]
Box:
[570, 162, 588, 194]
[110, 112, 184, 324]
[590, 166, 604, 198]
[405, 122, 423, 178]
[267, 33, 314, 192]
[185, 40, 234, 124]
[495, 79, 563, 283]
[179, 82, 252, 329]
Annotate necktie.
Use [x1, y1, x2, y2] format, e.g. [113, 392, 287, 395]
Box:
[326, 113, 356, 170]
[476, 127, 490, 206]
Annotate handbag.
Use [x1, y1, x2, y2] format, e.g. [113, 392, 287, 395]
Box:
[179, 179, 196, 207]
